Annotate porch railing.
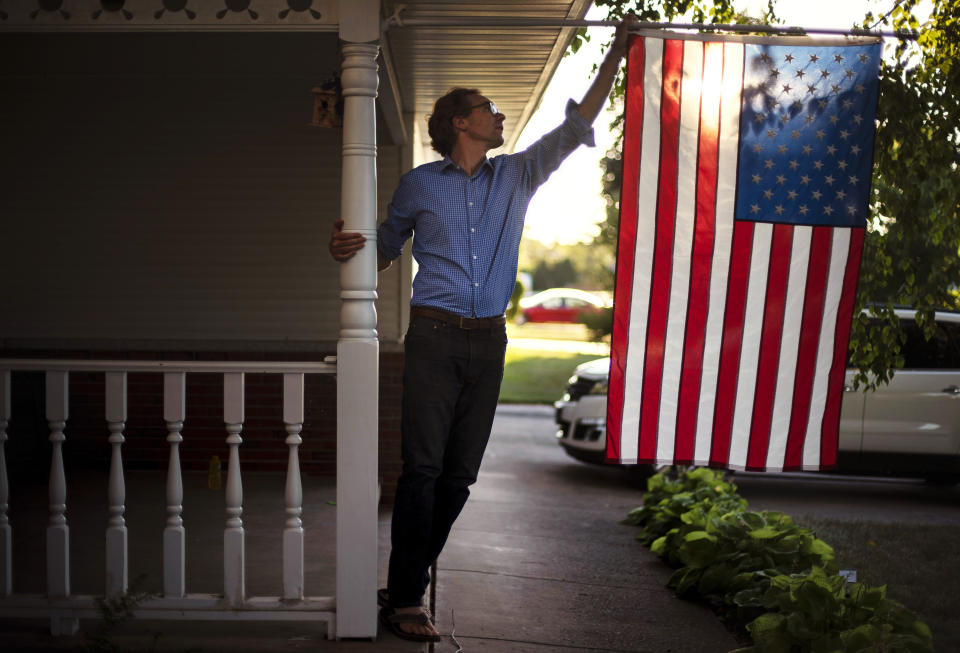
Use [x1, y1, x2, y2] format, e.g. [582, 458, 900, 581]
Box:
[0, 358, 344, 638]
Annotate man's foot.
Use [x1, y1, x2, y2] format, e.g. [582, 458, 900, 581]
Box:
[379, 606, 441, 642]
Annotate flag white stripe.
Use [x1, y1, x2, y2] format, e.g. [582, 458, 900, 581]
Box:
[727, 222, 773, 469]
[765, 226, 812, 470]
[656, 39, 704, 462]
[803, 228, 850, 469]
[694, 42, 744, 465]
[620, 37, 664, 464]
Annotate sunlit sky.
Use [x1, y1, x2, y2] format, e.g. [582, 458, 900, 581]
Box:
[514, 0, 924, 246]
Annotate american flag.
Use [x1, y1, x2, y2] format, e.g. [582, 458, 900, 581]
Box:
[606, 33, 881, 471]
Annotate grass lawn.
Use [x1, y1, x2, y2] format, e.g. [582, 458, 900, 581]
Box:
[798, 517, 960, 652]
[499, 349, 600, 403]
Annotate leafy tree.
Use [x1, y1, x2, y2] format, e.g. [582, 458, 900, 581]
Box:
[587, 0, 960, 389]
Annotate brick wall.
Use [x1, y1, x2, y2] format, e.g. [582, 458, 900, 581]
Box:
[1, 349, 405, 504]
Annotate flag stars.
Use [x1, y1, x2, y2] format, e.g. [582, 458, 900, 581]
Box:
[824, 205, 835, 215]
[764, 159, 775, 169]
[818, 99, 828, 109]
[805, 114, 816, 124]
[776, 174, 786, 185]
[831, 83, 842, 94]
[784, 53, 795, 63]
[752, 173, 762, 184]
[800, 174, 811, 185]
[810, 54, 820, 63]
[851, 145, 862, 155]
[812, 190, 823, 200]
[839, 129, 850, 140]
[829, 115, 840, 125]
[807, 83, 817, 95]
[780, 114, 791, 125]
[826, 144, 837, 156]
[825, 174, 835, 185]
[853, 114, 863, 125]
[813, 160, 824, 170]
[816, 129, 826, 140]
[795, 69, 806, 80]
[847, 204, 857, 215]
[802, 145, 813, 155]
[842, 99, 854, 110]
[799, 204, 810, 216]
[760, 53, 773, 64]
[820, 69, 830, 79]
[767, 128, 777, 139]
[858, 53, 869, 63]
[775, 204, 785, 215]
[750, 203, 761, 214]
[844, 68, 855, 79]
[836, 189, 847, 200]
[754, 112, 766, 123]
[849, 174, 859, 185]
[834, 53, 844, 63]
[787, 189, 798, 200]
[782, 83, 793, 93]
[791, 130, 801, 139]
[769, 67, 782, 78]
[837, 159, 848, 170]
[763, 188, 774, 199]
[856, 84, 866, 93]
[789, 160, 800, 170]
[778, 144, 788, 154]
[753, 143, 765, 153]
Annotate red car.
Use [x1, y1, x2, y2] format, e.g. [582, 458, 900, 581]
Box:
[516, 289, 610, 324]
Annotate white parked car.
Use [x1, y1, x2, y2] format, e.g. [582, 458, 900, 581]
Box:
[554, 309, 960, 484]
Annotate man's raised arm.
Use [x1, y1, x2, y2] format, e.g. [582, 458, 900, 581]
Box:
[575, 16, 637, 125]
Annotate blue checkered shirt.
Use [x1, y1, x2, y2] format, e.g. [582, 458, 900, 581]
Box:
[377, 100, 595, 318]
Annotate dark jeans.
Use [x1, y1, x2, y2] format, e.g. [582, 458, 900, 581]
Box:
[386, 315, 507, 608]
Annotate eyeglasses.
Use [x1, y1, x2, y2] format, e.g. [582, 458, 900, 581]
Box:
[467, 100, 501, 116]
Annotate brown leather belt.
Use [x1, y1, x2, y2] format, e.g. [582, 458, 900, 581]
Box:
[410, 305, 506, 330]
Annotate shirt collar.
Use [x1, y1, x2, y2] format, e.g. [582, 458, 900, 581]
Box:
[441, 155, 494, 176]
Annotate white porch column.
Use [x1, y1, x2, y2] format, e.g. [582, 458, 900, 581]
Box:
[337, 0, 381, 640]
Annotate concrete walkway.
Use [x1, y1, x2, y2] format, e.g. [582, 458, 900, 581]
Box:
[0, 404, 738, 652]
[427, 404, 737, 652]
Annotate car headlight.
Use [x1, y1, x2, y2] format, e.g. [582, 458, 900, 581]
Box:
[589, 381, 609, 395]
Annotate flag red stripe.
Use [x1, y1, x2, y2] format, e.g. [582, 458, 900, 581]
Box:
[783, 226, 832, 469]
[710, 222, 754, 466]
[638, 39, 684, 462]
[820, 228, 864, 468]
[606, 35, 646, 463]
[674, 41, 723, 463]
[746, 224, 794, 470]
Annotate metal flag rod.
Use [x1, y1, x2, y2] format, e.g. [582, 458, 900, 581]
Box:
[382, 16, 919, 40]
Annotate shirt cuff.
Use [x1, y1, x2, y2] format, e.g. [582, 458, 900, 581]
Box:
[564, 99, 596, 148]
[376, 224, 401, 261]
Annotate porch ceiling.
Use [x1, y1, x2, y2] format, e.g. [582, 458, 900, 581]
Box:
[382, 0, 592, 157]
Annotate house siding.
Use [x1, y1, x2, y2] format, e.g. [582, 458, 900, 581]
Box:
[1, 32, 412, 502]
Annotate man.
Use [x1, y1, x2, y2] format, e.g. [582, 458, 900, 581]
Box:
[329, 17, 634, 642]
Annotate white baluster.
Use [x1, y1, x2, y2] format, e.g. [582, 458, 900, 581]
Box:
[105, 372, 128, 598]
[223, 372, 245, 607]
[0, 370, 11, 596]
[282, 373, 304, 601]
[46, 371, 69, 597]
[46, 371, 77, 635]
[163, 372, 186, 598]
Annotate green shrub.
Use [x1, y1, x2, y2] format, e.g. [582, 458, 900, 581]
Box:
[626, 468, 933, 653]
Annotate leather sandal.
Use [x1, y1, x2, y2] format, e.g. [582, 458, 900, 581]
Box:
[379, 606, 441, 643]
